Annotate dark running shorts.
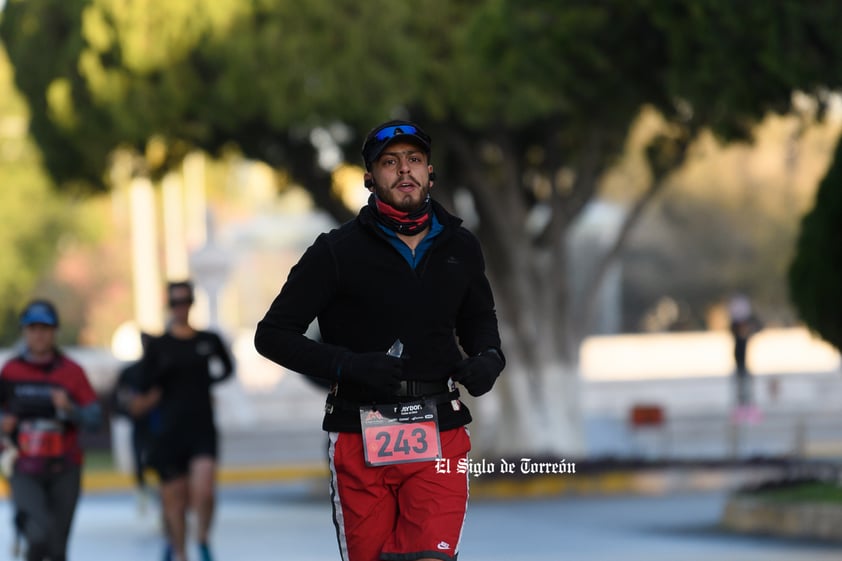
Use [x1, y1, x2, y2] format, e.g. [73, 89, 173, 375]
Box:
[149, 429, 218, 482]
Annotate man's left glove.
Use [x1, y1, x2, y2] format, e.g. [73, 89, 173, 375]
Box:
[452, 349, 505, 397]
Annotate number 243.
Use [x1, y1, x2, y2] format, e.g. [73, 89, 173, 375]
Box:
[375, 428, 428, 457]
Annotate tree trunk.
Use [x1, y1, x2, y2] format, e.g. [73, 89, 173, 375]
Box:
[448, 125, 685, 460]
[460, 210, 587, 457]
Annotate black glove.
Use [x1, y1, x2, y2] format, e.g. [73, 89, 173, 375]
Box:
[452, 350, 504, 397]
[340, 352, 403, 395]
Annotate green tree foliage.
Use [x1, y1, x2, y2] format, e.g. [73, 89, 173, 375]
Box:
[789, 137, 842, 350]
[1, 0, 465, 214]
[0, 42, 77, 343]
[3, 0, 842, 451]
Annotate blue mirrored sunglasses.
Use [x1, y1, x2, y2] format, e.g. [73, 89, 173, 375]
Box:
[374, 125, 419, 142]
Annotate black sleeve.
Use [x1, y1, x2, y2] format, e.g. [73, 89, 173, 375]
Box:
[138, 336, 163, 392]
[209, 331, 235, 384]
[254, 234, 349, 382]
[110, 364, 134, 416]
[0, 373, 8, 410]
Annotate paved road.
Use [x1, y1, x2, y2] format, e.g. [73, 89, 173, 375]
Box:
[1, 484, 838, 561]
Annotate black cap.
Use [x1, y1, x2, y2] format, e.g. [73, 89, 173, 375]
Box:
[361, 120, 431, 170]
[19, 300, 60, 328]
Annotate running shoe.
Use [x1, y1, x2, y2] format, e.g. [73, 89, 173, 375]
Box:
[162, 543, 173, 561]
[135, 487, 149, 516]
[198, 542, 215, 561]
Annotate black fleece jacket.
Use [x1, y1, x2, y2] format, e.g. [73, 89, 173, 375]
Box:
[254, 200, 503, 432]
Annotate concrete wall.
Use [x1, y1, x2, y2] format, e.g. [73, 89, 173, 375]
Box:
[580, 327, 841, 381]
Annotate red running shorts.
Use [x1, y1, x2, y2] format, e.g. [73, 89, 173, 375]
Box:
[328, 427, 471, 561]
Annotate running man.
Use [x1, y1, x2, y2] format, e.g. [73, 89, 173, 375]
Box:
[255, 120, 505, 561]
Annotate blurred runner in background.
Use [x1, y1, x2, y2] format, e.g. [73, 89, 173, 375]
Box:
[0, 299, 102, 561]
[112, 332, 160, 513]
[135, 280, 234, 561]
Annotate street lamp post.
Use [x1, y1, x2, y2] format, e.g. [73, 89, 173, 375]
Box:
[188, 209, 257, 430]
[189, 210, 231, 328]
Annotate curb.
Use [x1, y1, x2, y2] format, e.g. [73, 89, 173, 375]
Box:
[84, 463, 332, 492]
[721, 495, 842, 542]
[468, 464, 787, 499]
[0, 463, 331, 498]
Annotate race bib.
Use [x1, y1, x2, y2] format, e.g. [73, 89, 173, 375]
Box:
[360, 400, 442, 467]
[18, 419, 65, 458]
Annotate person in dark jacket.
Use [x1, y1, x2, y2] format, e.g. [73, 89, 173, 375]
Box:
[255, 119, 505, 561]
[111, 332, 160, 513]
[0, 299, 102, 561]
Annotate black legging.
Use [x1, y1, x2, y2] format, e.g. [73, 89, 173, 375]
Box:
[131, 421, 152, 488]
[10, 464, 81, 561]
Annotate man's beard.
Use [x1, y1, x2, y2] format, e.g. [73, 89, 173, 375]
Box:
[374, 179, 431, 213]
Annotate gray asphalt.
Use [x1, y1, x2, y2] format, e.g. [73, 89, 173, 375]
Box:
[1, 483, 838, 561]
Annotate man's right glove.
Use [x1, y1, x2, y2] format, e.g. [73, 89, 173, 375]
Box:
[451, 349, 505, 397]
[338, 352, 403, 396]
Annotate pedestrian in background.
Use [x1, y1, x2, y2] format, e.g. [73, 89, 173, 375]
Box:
[729, 293, 762, 422]
[111, 331, 160, 514]
[0, 299, 102, 561]
[255, 120, 505, 561]
[135, 280, 234, 561]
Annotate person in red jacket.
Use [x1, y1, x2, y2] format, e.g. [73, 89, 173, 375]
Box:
[255, 120, 505, 561]
[0, 299, 102, 561]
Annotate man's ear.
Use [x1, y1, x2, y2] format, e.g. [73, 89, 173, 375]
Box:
[364, 174, 374, 189]
[428, 167, 436, 186]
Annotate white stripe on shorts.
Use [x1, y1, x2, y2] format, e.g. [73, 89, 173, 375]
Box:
[328, 432, 350, 561]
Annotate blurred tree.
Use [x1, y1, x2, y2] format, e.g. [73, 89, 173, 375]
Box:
[616, 111, 842, 332]
[789, 136, 842, 351]
[2, 0, 841, 454]
[0, 41, 79, 344]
